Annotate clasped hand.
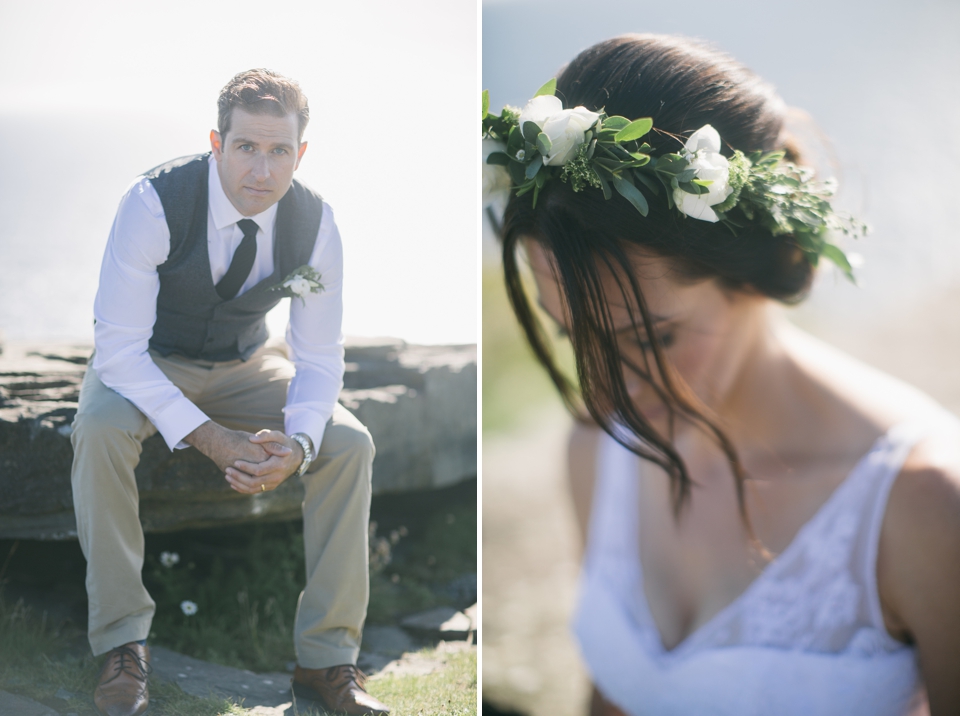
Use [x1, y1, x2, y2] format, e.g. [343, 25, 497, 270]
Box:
[186, 422, 304, 495]
[225, 429, 304, 494]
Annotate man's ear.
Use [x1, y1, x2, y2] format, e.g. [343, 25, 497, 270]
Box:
[294, 141, 308, 170]
[210, 129, 223, 159]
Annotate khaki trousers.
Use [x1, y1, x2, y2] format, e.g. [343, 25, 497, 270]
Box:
[70, 342, 373, 669]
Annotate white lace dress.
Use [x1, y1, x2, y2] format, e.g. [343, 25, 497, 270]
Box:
[573, 424, 928, 715]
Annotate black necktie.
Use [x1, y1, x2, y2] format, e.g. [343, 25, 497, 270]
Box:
[215, 219, 259, 300]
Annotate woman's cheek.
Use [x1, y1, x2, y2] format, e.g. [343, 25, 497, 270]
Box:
[670, 334, 722, 396]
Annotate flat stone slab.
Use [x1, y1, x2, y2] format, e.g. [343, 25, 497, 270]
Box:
[401, 606, 475, 638]
[150, 636, 476, 712]
[0, 338, 476, 539]
[151, 645, 293, 707]
[0, 690, 58, 716]
[357, 625, 421, 674]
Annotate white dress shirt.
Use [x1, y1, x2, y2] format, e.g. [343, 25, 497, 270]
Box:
[92, 155, 345, 452]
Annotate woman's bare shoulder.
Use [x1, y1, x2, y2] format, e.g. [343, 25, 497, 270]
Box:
[880, 425, 960, 713]
[567, 419, 604, 545]
[778, 321, 949, 429]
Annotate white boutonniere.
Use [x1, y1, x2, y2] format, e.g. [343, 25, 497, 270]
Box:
[271, 265, 324, 306]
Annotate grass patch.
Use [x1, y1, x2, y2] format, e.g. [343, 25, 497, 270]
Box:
[0, 590, 242, 715]
[144, 521, 306, 673]
[294, 647, 477, 716]
[367, 648, 477, 716]
[368, 501, 477, 625]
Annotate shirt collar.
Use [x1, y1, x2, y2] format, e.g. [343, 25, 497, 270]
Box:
[207, 154, 279, 234]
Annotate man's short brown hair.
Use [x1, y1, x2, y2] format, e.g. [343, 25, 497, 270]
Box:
[217, 69, 309, 142]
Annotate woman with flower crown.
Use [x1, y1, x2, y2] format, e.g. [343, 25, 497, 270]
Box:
[482, 35, 960, 715]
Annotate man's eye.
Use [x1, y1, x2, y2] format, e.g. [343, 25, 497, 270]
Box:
[273, 148, 288, 155]
[239, 144, 253, 151]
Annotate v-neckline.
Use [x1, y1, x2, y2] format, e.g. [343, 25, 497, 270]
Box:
[625, 426, 897, 660]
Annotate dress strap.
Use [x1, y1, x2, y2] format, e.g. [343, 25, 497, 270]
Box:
[860, 423, 928, 633]
[583, 430, 640, 570]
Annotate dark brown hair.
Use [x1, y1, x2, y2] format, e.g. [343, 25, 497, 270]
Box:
[501, 34, 811, 525]
[217, 69, 310, 142]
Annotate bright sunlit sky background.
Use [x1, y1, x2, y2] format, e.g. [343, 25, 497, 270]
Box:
[0, 0, 476, 345]
[483, 0, 960, 339]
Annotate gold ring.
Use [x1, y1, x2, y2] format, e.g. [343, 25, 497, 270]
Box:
[261, 484, 266, 492]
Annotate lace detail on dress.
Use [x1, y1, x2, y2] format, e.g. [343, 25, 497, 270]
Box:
[734, 506, 866, 652]
[613, 425, 925, 659]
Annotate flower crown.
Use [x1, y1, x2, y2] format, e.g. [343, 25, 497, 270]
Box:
[482, 80, 866, 280]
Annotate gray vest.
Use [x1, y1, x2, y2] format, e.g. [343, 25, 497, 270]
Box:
[146, 153, 323, 361]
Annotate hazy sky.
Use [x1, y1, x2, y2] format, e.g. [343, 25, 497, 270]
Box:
[0, 0, 476, 344]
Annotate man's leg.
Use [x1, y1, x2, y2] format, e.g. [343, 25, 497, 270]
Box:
[71, 353, 208, 654]
[71, 364, 159, 655]
[294, 403, 374, 668]
[198, 342, 375, 667]
[169, 342, 385, 714]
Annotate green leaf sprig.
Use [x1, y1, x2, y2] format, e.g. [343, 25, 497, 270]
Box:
[270, 265, 324, 307]
[482, 82, 867, 281]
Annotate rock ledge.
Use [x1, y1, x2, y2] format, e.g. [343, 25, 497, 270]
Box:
[0, 339, 476, 539]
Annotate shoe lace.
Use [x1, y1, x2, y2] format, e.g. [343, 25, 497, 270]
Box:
[100, 645, 152, 685]
[324, 664, 368, 690]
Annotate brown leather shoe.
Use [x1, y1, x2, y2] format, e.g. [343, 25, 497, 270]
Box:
[94, 642, 151, 716]
[292, 664, 390, 715]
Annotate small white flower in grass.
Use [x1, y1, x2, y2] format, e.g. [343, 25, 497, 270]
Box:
[673, 124, 734, 223]
[159, 551, 180, 568]
[180, 600, 198, 616]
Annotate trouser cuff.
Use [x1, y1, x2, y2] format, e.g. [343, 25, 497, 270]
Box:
[295, 644, 361, 670]
[89, 618, 152, 657]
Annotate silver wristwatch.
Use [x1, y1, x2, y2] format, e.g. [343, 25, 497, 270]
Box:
[291, 433, 314, 477]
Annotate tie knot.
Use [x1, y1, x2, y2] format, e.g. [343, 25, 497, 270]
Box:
[237, 219, 259, 239]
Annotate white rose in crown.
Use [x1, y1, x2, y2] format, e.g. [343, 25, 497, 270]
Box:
[272, 265, 324, 306]
[673, 124, 734, 223]
[518, 95, 600, 166]
[482, 138, 512, 209]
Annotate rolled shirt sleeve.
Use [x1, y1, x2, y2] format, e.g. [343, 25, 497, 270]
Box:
[283, 201, 346, 452]
[92, 178, 210, 450]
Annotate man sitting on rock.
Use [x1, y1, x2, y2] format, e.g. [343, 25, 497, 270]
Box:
[71, 69, 389, 716]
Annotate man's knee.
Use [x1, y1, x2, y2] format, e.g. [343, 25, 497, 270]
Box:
[314, 420, 375, 469]
[335, 422, 375, 463]
[71, 389, 147, 450]
[71, 368, 149, 448]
